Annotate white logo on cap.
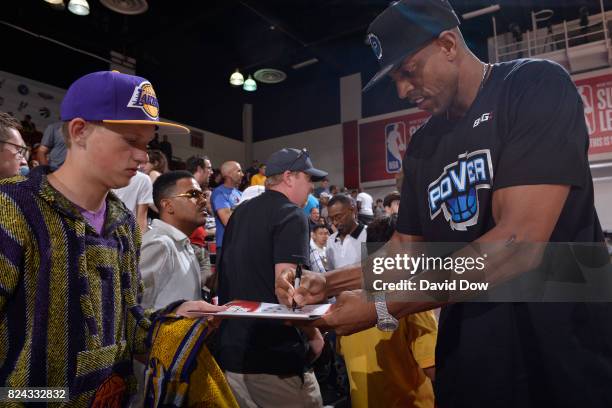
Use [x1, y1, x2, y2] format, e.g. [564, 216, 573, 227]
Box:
[368, 33, 383, 60]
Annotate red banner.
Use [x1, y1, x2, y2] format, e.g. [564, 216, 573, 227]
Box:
[575, 74, 612, 155]
[358, 110, 430, 183]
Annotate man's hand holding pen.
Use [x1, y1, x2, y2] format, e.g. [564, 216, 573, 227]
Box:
[276, 266, 327, 307]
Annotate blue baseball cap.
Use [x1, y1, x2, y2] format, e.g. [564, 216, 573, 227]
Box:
[363, 0, 460, 92]
[266, 148, 328, 182]
[60, 71, 189, 134]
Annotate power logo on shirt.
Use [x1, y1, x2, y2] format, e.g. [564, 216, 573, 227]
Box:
[428, 149, 494, 231]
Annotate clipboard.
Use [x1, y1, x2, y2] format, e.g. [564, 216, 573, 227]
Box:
[189, 300, 331, 320]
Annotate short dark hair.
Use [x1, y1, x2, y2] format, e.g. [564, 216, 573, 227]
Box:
[366, 214, 398, 243]
[185, 155, 209, 174]
[312, 224, 331, 234]
[152, 170, 194, 210]
[366, 214, 398, 255]
[0, 112, 21, 143]
[148, 149, 169, 173]
[328, 194, 355, 209]
[383, 191, 401, 208]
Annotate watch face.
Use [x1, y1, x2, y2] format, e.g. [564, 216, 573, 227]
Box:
[377, 319, 399, 332]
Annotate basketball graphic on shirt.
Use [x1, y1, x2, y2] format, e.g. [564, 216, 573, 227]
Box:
[445, 187, 478, 223]
[428, 150, 493, 231]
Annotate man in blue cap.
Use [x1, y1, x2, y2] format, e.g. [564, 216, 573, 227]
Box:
[216, 148, 327, 407]
[0, 71, 224, 406]
[276, 1, 612, 407]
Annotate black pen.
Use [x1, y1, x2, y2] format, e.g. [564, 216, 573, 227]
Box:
[292, 263, 302, 311]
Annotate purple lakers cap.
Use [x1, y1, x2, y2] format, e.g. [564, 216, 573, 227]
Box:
[60, 71, 189, 134]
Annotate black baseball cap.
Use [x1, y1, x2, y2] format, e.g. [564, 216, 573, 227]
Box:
[363, 0, 460, 92]
[265, 148, 328, 182]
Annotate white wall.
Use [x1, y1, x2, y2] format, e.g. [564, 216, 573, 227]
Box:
[253, 124, 344, 187]
[200, 131, 245, 167]
[163, 124, 245, 168]
[367, 182, 399, 201]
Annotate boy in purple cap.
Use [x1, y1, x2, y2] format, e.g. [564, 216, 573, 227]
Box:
[0, 71, 224, 406]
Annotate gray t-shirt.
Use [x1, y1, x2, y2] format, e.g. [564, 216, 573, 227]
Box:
[41, 122, 67, 169]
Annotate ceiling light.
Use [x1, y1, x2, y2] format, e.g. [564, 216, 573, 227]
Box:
[68, 0, 90, 15]
[229, 69, 244, 86]
[44, 0, 66, 10]
[243, 75, 257, 92]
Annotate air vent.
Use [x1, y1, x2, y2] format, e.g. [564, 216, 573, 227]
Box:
[254, 68, 287, 84]
[100, 0, 148, 15]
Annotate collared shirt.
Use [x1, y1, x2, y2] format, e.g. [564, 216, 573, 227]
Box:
[326, 223, 367, 269]
[140, 219, 202, 309]
[309, 239, 328, 273]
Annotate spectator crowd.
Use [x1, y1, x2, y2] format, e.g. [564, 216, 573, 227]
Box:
[3, 1, 612, 407]
[0, 100, 434, 408]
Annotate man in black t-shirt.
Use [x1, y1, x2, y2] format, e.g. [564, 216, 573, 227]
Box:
[275, 1, 612, 407]
[216, 148, 328, 407]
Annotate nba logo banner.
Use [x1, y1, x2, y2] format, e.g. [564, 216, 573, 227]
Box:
[385, 122, 406, 173]
[576, 84, 595, 135]
[358, 110, 429, 183]
[574, 73, 612, 155]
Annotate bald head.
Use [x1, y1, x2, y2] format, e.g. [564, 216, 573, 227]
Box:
[220, 161, 243, 187]
[221, 161, 239, 176]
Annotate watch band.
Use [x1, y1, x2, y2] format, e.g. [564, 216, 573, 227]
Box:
[373, 292, 399, 332]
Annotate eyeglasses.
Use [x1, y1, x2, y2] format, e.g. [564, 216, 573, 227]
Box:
[287, 148, 309, 172]
[0, 141, 30, 159]
[172, 189, 207, 202]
